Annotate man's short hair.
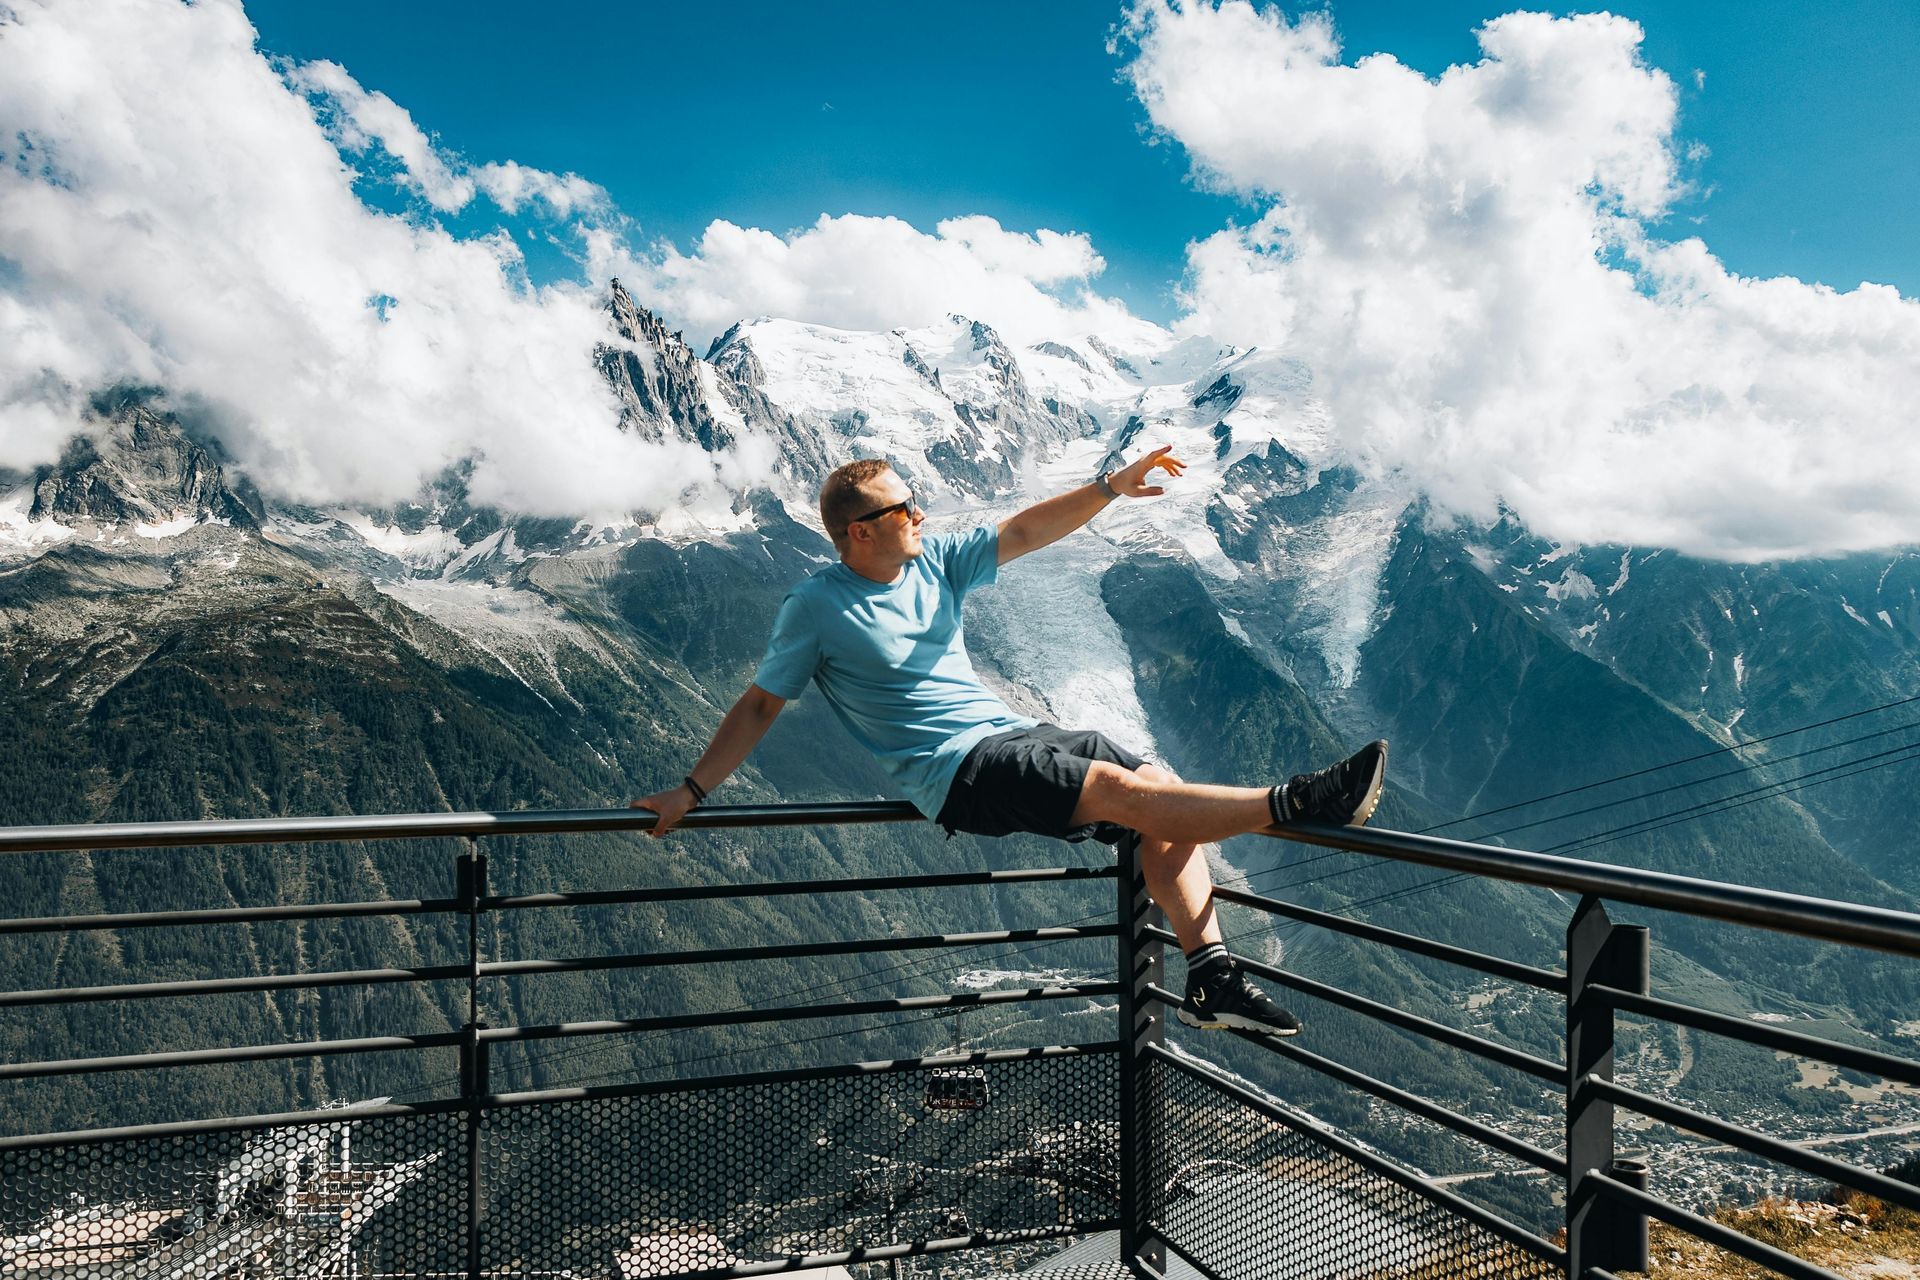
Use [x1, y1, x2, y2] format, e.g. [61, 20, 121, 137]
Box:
[820, 458, 894, 554]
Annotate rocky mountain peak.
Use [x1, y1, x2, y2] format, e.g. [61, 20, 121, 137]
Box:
[604, 279, 686, 354]
[596, 281, 730, 452]
[28, 402, 258, 530]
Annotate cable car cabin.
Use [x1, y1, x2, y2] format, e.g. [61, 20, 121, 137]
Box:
[923, 1067, 989, 1115]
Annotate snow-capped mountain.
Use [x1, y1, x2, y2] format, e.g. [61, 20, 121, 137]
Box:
[10, 282, 1920, 901]
[11, 280, 1920, 1185]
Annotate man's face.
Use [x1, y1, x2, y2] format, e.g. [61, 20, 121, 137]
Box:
[850, 470, 925, 559]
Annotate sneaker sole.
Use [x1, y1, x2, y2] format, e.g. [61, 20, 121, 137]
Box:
[1176, 1008, 1302, 1037]
[1350, 740, 1388, 827]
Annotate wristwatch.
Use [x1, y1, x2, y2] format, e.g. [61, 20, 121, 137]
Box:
[1096, 471, 1119, 500]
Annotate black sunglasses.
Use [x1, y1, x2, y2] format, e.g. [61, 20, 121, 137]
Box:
[850, 493, 921, 524]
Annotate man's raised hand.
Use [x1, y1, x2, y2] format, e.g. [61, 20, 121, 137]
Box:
[1112, 445, 1186, 497]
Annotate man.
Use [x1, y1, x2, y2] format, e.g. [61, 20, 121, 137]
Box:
[633, 448, 1387, 1037]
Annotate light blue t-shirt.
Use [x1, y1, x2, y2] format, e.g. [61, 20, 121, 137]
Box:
[752, 524, 1039, 818]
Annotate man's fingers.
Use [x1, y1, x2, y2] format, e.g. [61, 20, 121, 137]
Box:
[1143, 486, 1165, 496]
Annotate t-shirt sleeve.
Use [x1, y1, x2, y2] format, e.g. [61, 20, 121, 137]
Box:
[752, 591, 822, 700]
[934, 524, 1001, 599]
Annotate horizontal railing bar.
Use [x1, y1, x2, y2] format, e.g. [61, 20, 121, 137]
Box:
[12, 799, 1915, 956]
[1211, 883, 1569, 992]
[0, 896, 460, 935]
[1146, 1044, 1566, 1267]
[0, 800, 923, 855]
[1592, 1172, 1845, 1280]
[482, 925, 1115, 979]
[1593, 984, 1920, 1088]
[1265, 823, 1920, 958]
[0, 1029, 464, 1080]
[0, 962, 470, 1008]
[482, 1042, 1121, 1109]
[1589, 1077, 1920, 1216]
[0, 868, 1112, 937]
[1146, 985, 1566, 1176]
[482, 984, 1121, 1045]
[0, 1097, 469, 1152]
[486, 864, 1116, 911]
[667, 1223, 1115, 1280]
[1189, 943, 1565, 1085]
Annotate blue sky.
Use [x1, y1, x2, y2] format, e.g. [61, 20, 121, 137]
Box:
[244, 0, 1918, 322]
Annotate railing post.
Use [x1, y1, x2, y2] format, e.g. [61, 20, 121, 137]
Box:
[457, 843, 489, 1280]
[1116, 830, 1166, 1278]
[1566, 895, 1649, 1278]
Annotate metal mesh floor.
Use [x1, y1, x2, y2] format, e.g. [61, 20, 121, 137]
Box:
[1145, 1058, 1561, 1280]
[0, 1110, 466, 1280]
[1, 1054, 1118, 1280]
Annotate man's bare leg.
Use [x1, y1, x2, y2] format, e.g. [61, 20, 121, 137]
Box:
[1098, 760, 1302, 1037]
[1070, 761, 1273, 847]
[1130, 763, 1222, 953]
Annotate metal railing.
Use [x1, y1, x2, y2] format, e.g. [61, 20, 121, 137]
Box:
[1, 802, 1918, 1280]
[1119, 820, 1920, 1280]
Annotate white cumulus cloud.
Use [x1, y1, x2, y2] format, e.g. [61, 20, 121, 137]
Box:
[0, 0, 718, 517]
[1122, 0, 1920, 560]
[596, 212, 1160, 351]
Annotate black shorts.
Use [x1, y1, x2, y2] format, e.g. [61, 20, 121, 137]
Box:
[935, 723, 1147, 845]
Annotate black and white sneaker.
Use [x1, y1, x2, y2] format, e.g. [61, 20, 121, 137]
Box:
[1272, 740, 1388, 828]
[1177, 966, 1303, 1037]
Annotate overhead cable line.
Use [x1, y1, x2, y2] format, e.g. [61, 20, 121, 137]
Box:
[1538, 739, 1920, 858]
[1420, 692, 1920, 835]
[1551, 743, 1920, 859]
[1464, 719, 1920, 844]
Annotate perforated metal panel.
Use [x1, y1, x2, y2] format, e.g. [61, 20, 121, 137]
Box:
[481, 1054, 1118, 1276]
[1145, 1058, 1561, 1280]
[0, 1111, 466, 1280]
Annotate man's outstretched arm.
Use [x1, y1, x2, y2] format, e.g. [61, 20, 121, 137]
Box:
[997, 445, 1185, 565]
[631, 683, 786, 837]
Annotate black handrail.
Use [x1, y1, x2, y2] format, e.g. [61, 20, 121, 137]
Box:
[8, 802, 1920, 1280]
[0, 799, 923, 853]
[1593, 982, 1920, 1087]
[8, 800, 1915, 955]
[1210, 881, 1569, 991]
[1588, 1077, 1920, 1215]
[1143, 984, 1566, 1175]
[1271, 821, 1920, 956]
[1145, 923, 1566, 1083]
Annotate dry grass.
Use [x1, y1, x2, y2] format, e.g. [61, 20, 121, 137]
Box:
[1633, 1193, 1920, 1279]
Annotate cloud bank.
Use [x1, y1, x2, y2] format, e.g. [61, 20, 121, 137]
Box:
[4, 0, 1914, 559]
[590, 212, 1158, 351]
[1121, 0, 1920, 560]
[0, 0, 712, 516]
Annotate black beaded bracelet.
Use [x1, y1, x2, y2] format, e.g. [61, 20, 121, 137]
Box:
[682, 774, 708, 804]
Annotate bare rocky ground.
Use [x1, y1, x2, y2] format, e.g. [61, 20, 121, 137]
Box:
[1637, 1196, 1920, 1278]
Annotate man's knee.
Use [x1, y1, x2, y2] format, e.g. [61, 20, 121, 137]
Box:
[1131, 762, 1198, 853]
[1134, 761, 1179, 785]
